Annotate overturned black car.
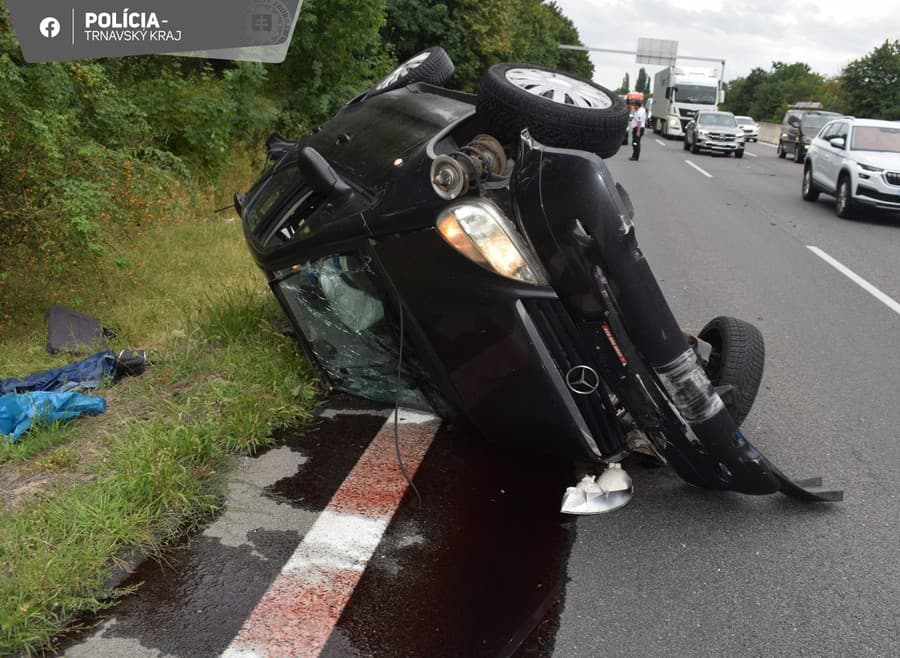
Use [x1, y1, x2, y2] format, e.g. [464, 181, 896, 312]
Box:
[236, 48, 841, 511]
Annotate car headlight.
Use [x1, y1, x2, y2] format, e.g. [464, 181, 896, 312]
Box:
[698, 129, 710, 137]
[436, 199, 547, 285]
[858, 163, 884, 173]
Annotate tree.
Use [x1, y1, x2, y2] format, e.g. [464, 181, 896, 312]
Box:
[616, 72, 630, 94]
[382, 0, 592, 91]
[746, 61, 828, 121]
[839, 40, 900, 120]
[635, 67, 650, 95]
[721, 67, 767, 116]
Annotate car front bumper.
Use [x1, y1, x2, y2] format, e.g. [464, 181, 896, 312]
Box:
[855, 182, 900, 210]
[695, 137, 742, 153]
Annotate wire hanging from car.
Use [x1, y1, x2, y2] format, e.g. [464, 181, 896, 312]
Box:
[390, 277, 424, 511]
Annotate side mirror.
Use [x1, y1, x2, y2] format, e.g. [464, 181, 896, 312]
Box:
[787, 116, 800, 127]
[830, 137, 846, 149]
[718, 89, 725, 104]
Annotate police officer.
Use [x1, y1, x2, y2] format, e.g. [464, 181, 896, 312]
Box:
[629, 99, 646, 161]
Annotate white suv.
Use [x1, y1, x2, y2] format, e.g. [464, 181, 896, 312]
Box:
[802, 118, 900, 218]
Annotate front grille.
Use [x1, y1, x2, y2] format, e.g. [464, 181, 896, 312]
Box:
[708, 132, 736, 142]
[523, 299, 625, 457]
[857, 184, 900, 204]
[885, 171, 900, 186]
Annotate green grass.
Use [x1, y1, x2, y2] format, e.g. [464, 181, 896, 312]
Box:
[0, 155, 320, 655]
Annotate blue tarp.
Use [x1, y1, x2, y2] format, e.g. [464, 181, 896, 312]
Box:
[0, 391, 107, 442]
[0, 351, 116, 395]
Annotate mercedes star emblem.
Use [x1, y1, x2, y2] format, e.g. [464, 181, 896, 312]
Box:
[565, 365, 600, 395]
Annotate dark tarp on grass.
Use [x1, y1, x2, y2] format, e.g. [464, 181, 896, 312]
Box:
[0, 350, 147, 395]
[0, 351, 116, 395]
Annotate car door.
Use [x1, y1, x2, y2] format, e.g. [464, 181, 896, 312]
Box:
[815, 121, 847, 193]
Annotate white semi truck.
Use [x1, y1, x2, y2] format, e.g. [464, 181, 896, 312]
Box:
[652, 65, 723, 139]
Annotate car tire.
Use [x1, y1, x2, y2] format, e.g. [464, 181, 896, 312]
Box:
[777, 141, 786, 158]
[801, 165, 820, 201]
[698, 316, 765, 427]
[369, 47, 454, 96]
[793, 146, 804, 163]
[476, 63, 628, 158]
[735, 148, 744, 159]
[835, 175, 856, 219]
[683, 134, 690, 150]
[690, 137, 700, 154]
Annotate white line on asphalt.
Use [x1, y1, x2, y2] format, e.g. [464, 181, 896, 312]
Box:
[655, 139, 666, 146]
[223, 409, 442, 658]
[807, 246, 900, 315]
[745, 152, 758, 157]
[684, 160, 712, 178]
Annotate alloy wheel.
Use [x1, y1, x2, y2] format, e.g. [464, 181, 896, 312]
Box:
[504, 68, 614, 109]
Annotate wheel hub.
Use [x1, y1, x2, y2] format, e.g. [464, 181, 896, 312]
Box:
[504, 68, 613, 109]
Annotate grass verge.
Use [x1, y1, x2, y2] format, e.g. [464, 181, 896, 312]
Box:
[0, 156, 318, 655]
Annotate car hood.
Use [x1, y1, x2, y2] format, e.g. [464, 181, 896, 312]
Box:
[852, 151, 900, 170]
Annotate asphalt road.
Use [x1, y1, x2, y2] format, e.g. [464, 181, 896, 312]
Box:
[554, 137, 900, 657]
[61, 138, 899, 658]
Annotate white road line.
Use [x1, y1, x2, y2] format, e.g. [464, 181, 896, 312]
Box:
[655, 139, 666, 146]
[745, 152, 758, 157]
[223, 410, 441, 658]
[807, 246, 900, 315]
[684, 160, 713, 178]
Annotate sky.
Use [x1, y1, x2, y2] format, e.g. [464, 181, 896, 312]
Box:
[552, 0, 900, 90]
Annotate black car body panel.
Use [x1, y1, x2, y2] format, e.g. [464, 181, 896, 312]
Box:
[238, 75, 842, 503]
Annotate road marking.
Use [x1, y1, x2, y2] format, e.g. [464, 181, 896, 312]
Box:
[745, 152, 758, 158]
[655, 139, 666, 147]
[807, 246, 900, 315]
[684, 160, 713, 178]
[223, 409, 441, 658]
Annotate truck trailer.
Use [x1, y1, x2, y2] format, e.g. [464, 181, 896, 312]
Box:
[652, 65, 722, 139]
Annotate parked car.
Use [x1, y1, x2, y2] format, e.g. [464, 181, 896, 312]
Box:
[777, 103, 840, 163]
[802, 117, 900, 218]
[238, 48, 840, 510]
[683, 110, 745, 157]
[735, 115, 759, 141]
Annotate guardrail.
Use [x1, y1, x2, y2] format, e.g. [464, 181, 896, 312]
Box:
[759, 122, 780, 145]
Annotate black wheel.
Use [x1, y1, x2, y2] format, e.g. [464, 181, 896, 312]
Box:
[793, 145, 804, 163]
[777, 141, 786, 158]
[801, 165, 819, 201]
[698, 316, 765, 426]
[735, 148, 744, 159]
[683, 134, 690, 150]
[690, 137, 700, 154]
[370, 47, 454, 95]
[835, 175, 856, 218]
[476, 63, 628, 158]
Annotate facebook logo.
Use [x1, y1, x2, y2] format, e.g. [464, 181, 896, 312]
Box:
[39, 17, 60, 39]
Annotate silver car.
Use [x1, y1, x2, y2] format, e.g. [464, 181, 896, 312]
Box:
[802, 117, 900, 218]
[683, 111, 746, 157]
[735, 115, 759, 142]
